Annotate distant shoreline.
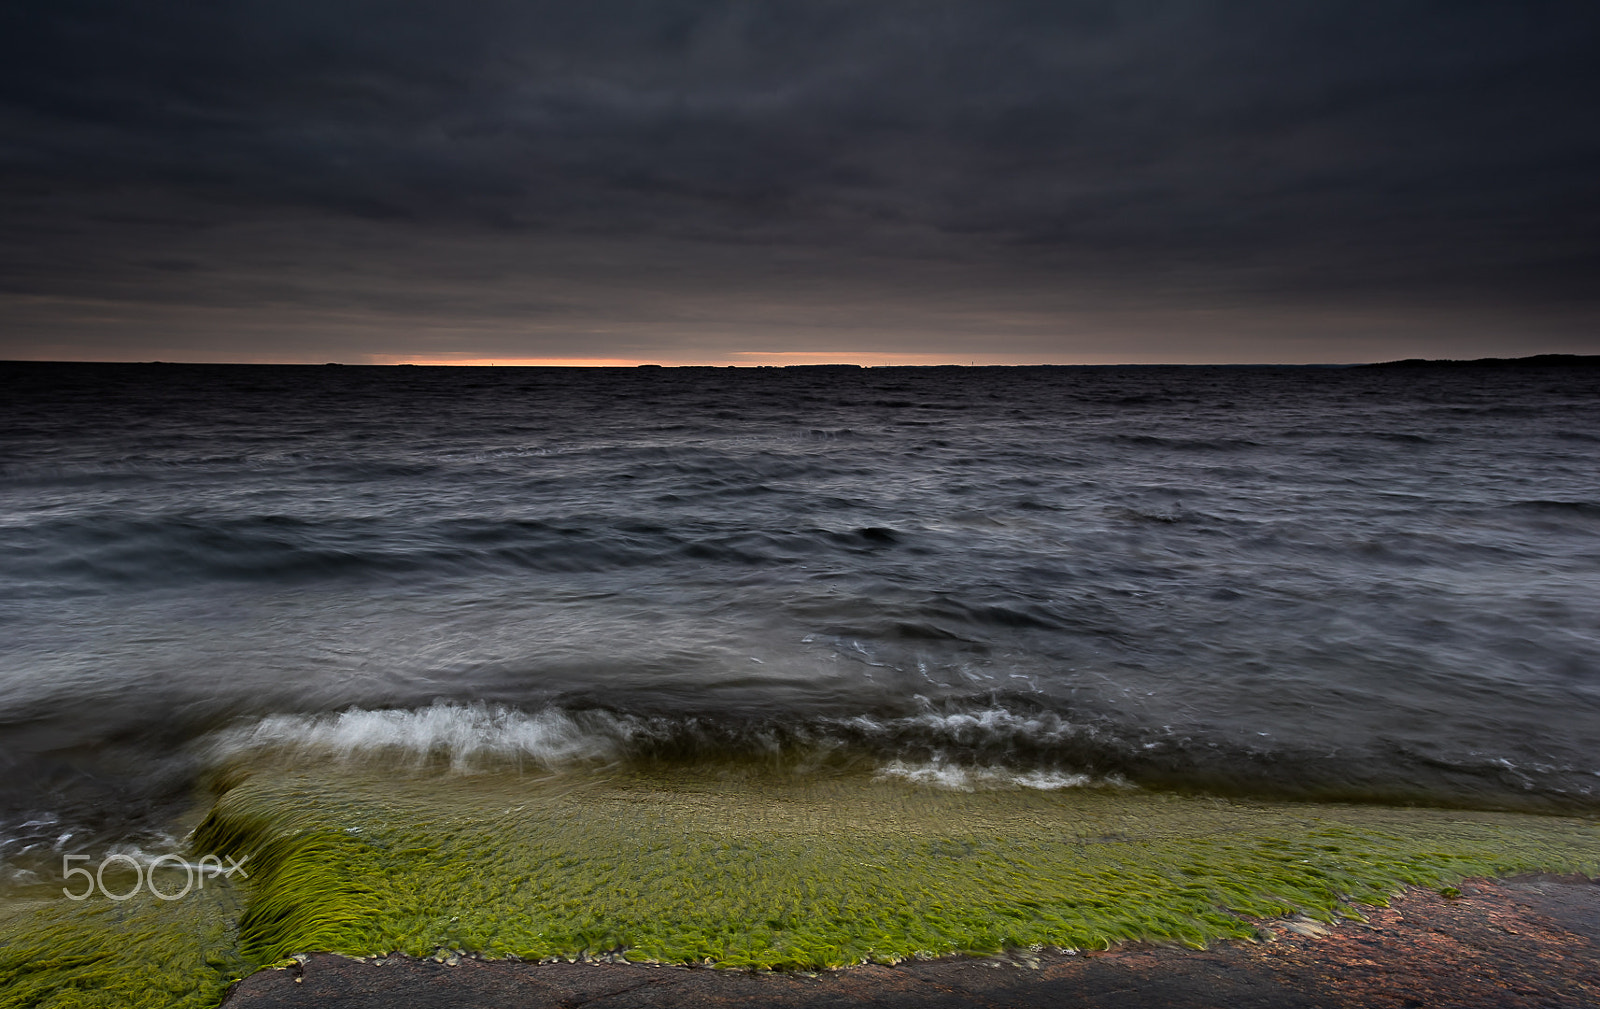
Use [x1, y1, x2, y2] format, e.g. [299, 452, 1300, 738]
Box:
[1355, 353, 1600, 369]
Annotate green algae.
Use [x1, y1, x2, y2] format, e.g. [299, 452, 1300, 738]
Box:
[4, 763, 1598, 1007]
[0, 882, 248, 1009]
[191, 764, 1600, 971]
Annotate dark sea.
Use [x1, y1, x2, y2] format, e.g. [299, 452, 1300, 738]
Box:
[3, 361, 1599, 873]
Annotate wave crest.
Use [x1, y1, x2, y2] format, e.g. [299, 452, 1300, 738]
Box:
[205, 703, 636, 771]
[873, 758, 1104, 791]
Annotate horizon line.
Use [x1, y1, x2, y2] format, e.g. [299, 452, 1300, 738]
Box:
[4, 356, 1380, 368]
[6, 353, 1597, 369]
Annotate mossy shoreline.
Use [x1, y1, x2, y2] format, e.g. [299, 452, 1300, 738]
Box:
[4, 764, 1598, 1008]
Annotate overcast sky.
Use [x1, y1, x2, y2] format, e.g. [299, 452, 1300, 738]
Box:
[3, 1, 1597, 364]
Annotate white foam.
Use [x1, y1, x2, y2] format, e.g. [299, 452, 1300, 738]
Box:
[875, 758, 1097, 792]
[894, 707, 1084, 742]
[206, 703, 631, 771]
[204, 702, 1113, 782]
[826, 707, 1092, 761]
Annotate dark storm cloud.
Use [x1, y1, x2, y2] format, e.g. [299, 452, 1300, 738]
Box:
[2, 1, 1598, 360]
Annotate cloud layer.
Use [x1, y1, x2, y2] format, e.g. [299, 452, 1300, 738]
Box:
[4, 1, 1597, 362]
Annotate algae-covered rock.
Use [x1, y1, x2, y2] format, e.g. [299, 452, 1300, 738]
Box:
[191, 765, 1600, 971]
[4, 763, 1598, 1006]
[0, 883, 247, 1009]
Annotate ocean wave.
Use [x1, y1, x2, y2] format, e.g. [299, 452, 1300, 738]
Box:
[192, 701, 1600, 813]
[204, 704, 637, 771]
[200, 702, 1109, 777]
[822, 707, 1089, 750]
[873, 758, 1107, 791]
[1506, 499, 1600, 519]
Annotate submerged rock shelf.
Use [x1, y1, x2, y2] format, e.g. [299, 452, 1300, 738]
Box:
[3, 764, 1599, 1007]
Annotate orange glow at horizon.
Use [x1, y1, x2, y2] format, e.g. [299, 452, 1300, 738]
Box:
[367, 355, 655, 367]
[366, 351, 1056, 368]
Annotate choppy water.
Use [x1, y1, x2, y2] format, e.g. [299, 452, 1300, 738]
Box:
[3, 360, 1599, 867]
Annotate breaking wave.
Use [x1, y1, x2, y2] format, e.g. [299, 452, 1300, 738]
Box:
[200, 701, 1115, 782]
[195, 701, 1600, 814]
[873, 758, 1109, 791]
[204, 704, 636, 771]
